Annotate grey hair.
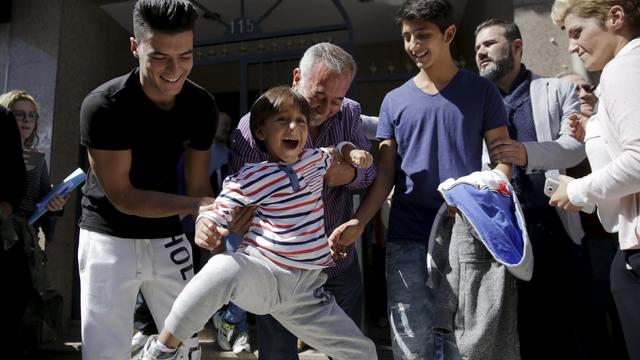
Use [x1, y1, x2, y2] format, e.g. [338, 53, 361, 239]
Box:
[298, 42, 357, 83]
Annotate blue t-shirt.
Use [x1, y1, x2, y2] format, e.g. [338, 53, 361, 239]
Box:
[377, 69, 507, 242]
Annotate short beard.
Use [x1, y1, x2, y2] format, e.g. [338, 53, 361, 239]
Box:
[480, 46, 515, 81]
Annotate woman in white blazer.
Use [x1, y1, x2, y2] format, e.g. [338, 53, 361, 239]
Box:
[550, 1, 640, 358]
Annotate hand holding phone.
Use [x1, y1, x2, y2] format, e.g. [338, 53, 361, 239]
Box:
[544, 176, 595, 213]
[544, 177, 559, 197]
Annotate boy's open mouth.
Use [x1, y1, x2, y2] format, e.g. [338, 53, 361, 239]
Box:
[283, 137, 299, 149]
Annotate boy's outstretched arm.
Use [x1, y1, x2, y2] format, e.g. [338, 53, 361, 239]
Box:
[329, 139, 396, 257]
[195, 215, 229, 251]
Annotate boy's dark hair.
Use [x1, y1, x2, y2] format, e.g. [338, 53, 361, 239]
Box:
[396, 0, 454, 32]
[133, 0, 197, 41]
[250, 86, 312, 153]
[474, 18, 522, 42]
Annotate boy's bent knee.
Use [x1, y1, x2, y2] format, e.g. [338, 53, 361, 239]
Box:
[200, 253, 245, 278]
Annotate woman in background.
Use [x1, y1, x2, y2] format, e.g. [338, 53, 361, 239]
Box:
[0, 90, 67, 241]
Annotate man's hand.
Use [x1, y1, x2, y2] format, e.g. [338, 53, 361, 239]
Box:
[325, 148, 356, 187]
[549, 175, 582, 212]
[228, 206, 257, 235]
[195, 217, 229, 251]
[567, 113, 587, 143]
[328, 219, 364, 259]
[489, 139, 527, 167]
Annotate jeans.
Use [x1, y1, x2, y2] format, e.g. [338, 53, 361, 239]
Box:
[386, 241, 458, 360]
[256, 250, 363, 360]
[219, 303, 248, 332]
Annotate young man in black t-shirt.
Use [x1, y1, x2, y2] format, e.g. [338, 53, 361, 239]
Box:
[78, 1, 217, 359]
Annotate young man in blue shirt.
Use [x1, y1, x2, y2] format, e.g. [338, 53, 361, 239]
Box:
[329, 1, 511, 359]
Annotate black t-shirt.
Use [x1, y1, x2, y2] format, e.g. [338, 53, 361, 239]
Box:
[79, 68, 217, 238]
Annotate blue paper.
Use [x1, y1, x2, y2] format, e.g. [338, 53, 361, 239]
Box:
[28, 167, 87, 225]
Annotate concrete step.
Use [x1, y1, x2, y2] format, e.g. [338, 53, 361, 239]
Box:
[32, 321, 392, 359]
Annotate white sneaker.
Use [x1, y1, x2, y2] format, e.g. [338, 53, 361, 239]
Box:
[140, 335, 179, 360]
[212, 312, 234, 351]
[131, 331, 149, 359]
[176, 334, 201, 360]
[232, 332, 251, 353]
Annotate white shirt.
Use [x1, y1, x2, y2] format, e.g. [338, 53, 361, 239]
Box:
[583, 114, 619, 233]
[567, 37, 640, 249]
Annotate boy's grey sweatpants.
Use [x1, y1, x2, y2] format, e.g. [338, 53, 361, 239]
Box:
[165, 246, 377, 360]
[430, 214, 520, 360]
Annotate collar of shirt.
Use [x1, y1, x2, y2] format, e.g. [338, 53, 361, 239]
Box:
[615, 36, 640, 59]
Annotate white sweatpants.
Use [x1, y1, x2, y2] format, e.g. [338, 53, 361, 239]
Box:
[78, 229, 200, 360]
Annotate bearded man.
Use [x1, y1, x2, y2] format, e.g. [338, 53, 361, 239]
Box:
[474, 18, 588, 360]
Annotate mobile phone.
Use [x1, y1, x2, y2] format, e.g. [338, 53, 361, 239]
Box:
[544, 177, 559, 197]
[544, 176, 596, 213]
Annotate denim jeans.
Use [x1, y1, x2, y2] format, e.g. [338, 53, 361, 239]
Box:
[256, 250, 363, 360]
[386, 241, 458, 360]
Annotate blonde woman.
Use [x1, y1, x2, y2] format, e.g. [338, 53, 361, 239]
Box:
[0, 90, 67, 241]
[549, 1, 640, 358]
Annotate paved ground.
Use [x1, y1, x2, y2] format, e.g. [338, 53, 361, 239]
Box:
[30, 319, 393, 359]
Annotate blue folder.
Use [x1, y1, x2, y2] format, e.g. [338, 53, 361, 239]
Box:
[28, 168, 87, 225]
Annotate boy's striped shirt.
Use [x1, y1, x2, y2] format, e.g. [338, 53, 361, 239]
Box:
[198, 148, 335, 269]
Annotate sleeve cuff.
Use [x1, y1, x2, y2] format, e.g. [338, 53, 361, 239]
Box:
[521, 142, 535, 174]
[567, 177, 592, 207]
[196, 212, 220, 226]
[345, 167, 364, 190]
[336, 141, 356, 155]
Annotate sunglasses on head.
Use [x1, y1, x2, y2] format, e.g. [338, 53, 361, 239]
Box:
[578, 83, 596, 93]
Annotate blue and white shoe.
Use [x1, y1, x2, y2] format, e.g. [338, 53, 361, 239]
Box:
[140, 335, 178, 360]
[212, 312, 234, 351]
